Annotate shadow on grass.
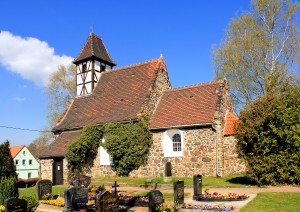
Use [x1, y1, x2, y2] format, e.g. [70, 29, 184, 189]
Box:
[226, 176, 256, 186]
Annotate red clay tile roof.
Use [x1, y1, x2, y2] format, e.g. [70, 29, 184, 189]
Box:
[224, 112, 239, 136]
[73, 33, 116, 66]
[10, 145, 25, 158]
[150, 81, 223, 129]
[40, 130, 81, 158]
[54, 57, 165, 131]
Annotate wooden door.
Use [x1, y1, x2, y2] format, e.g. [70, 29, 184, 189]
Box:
[53, 159, 63, 185]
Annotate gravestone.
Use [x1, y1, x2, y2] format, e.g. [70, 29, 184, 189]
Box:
[4, 198, 27, 212]
[64, 187, 89, 211]
[173, 180, 184, 204]
[71, 174, 91, 188]
[165, 162, 172, 177]
[193, 174, 202, 200]
[149, 190, 164, 212]
[36, 179, 52, 200]
[95, 190, 119, 212]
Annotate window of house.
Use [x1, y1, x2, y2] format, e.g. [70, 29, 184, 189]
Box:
[28, 172, 31, 179]
[22, 160, 26, 165]
[29, 159, 33, 165]
[163, 129, 183, 157]
[23, 151, 26, 156]
[100, 135, 112, 165]
[15, 160, 19, 165]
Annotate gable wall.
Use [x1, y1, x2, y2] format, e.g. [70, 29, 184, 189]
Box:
[140, 68, 171, 116]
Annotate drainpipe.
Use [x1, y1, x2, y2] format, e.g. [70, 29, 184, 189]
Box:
[212, 123, 220, 177]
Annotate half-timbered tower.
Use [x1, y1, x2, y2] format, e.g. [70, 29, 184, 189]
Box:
[73, 33, 116, 96]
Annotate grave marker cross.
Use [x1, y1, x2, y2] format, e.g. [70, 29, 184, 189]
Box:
[112, 181, 119, 196]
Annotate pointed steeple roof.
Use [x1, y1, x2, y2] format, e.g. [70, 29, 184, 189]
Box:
[73, 33, 116, 66]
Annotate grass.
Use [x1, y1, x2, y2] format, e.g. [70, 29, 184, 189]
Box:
[19, 185, 68, 198]
[240, 192, 300, 212]
[92, 174, 255, 187]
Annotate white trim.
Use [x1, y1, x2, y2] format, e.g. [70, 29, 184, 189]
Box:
[99, 136, 112, 165]
[163, 129, 183, 157]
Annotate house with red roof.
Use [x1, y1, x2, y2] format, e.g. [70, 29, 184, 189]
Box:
[10, 145, 40, 179]
[40, 33, 245, 184]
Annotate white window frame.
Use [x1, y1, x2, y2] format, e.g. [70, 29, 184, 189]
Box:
[163, 129, 184, 157]
[99, 135, 112, 165]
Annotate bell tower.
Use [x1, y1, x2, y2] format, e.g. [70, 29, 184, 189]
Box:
[73, 33, 116, 96]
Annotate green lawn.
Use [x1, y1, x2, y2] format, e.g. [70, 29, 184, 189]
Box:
[240, 193, 300, 212]
[92, 174, 255, 187]
[19, 185, 68, 198]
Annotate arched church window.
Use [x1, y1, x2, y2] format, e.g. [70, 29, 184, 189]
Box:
[172, 134, 181, 152]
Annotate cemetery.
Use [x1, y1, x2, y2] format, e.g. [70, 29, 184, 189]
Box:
[0, 173, 254, 212]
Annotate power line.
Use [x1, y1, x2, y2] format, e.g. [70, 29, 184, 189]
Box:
[0, 125, 52, 133]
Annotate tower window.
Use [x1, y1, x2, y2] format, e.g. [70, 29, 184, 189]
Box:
[82, 64, 87, 73]
[100, 64, 106, 72]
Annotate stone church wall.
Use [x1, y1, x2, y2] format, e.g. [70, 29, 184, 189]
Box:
[132, 128, 218, 177]
[89, 127, 245, 178]
[40, 159, 53, 181]
[222, 135, 246, 175]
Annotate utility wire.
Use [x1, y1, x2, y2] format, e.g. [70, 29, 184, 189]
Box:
[0, 125, 52, 133]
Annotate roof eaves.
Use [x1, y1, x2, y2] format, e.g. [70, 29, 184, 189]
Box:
[150, 122, 213, 130]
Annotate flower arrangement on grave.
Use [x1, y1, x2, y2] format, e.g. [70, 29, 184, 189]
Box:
[182, 203, 234, 211]
[0, 205, 5, 212]
[204, 187, 210, 194]
[173, 201, 182, 210]
[200, 191, 249, 200]
[135, 196, 149, 203]
[42, 193, 53, 200]
[40, 199, 65, 207]
[157, 203, 171, 212]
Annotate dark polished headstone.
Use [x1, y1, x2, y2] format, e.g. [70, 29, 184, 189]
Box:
[71, 174, 91, 188]
[173, 180, 184, 204]
[36, 179, 52, 200]
[64, 187, 88, 211]
[193, 174, 202, 200]
[165, 162, 172, 177]
[95, 190, 119, 212]
[149, 190, 164, 212]
[4, 198, 27, 212]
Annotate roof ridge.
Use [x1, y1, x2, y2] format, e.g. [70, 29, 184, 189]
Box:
[163, 80, 223, 93]
[104, 57, 162, 73]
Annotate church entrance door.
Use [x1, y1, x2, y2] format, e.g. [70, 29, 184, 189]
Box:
[53, 158, 63, 185]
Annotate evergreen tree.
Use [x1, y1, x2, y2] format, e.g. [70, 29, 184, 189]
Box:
[0, 140, 17, 178]
[236, 82, 300, 185]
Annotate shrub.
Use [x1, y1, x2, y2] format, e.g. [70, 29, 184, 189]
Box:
[66, 125, 103, 174]
[0, 176, 19, 205]
[236, 83, 300, 185]
[21, 196, 38, 212]
[103, 117, 152, 176]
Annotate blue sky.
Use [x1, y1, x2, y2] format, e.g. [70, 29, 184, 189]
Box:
[0, 1, 251, 146]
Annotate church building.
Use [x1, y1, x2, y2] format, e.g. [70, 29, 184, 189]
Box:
[40, 33, 245, 185]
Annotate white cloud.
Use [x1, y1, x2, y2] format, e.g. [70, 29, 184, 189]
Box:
[0, 31, 73, 86]
[12, 97, 26, 102]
